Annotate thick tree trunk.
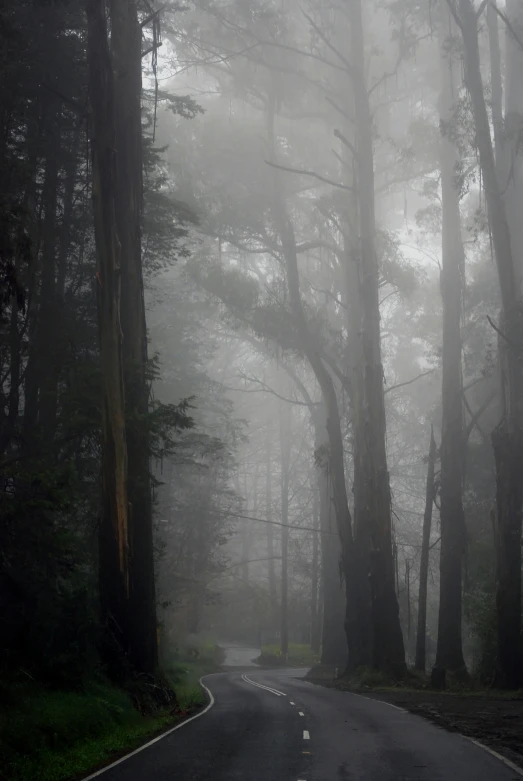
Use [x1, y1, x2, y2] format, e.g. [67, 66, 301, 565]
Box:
[458, 0, 523, 688]
[313, 409, 347, 668]
[265, 421, 277, 621]
[503, 0, 523, 292]
[310, 486, 321, 654]
[349, 0, 406, 676]
[110, 0, 158, 675]
[345, 238, 372, 670]
[433, 12, 468, 682]
[279, 399, 291, 658]
[86, 0, 130, 677]
[415, 427, 436, 672]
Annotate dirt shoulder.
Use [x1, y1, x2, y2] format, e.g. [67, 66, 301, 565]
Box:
[361, 689, 523, 769]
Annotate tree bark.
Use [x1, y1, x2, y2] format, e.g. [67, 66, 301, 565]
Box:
[310, 485, 321, 654]
[110, 0, 158, 674]
[416, 427, 437, 672]
[265, 419, 277, 622]
[433, 9, 468, 682]
[314, 412, 347, 668]
[279, 397, 291, 658]
[458, 0, 523, 688]
[86, 0, 130, 677]
[349, 0, 406, 676]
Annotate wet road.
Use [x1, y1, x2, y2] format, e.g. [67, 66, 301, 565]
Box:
[221, 643, 261, 667]
[84, 667, 523, 781]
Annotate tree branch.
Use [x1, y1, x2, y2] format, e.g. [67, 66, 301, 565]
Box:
[444, 0, 465, 32]
[493, 4, 523, 54]
[265, 160, 353, 191]
[385, 369, 435, 395]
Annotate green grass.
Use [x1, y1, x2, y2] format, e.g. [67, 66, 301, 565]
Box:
[256, 643, 320, 667]
[0, 644, 224, 781]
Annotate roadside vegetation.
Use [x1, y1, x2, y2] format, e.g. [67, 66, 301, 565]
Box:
[1, 643, 222, 781]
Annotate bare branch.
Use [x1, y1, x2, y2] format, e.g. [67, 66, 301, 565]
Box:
[493, 4, 523, 54]
[265, 160, 353, 191]
[444, 0, 465, 32]
[302, 11, 354, 73]
[464, 390, 495, 440]
[385, 369, 436, 396]
[334, 128, 357, 157]
[325, 96, 354, 123]
[476, 0, 488, 19]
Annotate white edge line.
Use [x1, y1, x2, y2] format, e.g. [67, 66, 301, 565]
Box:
[465, 736, 523, 778]
[349, 691, 523, 777]
[80, 675, 217, 781]
[348, 690, 406, 713]
[315, 682, 523, 778]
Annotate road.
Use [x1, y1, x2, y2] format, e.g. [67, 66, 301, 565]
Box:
[221, 643, 260, 667]
[86, 667, 523, 781]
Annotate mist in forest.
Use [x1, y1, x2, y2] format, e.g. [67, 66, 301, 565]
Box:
[3, 1, 523, 776]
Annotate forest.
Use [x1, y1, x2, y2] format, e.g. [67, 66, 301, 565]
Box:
[3, 0, 523, 779]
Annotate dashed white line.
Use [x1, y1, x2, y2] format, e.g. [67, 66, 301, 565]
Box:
[303, 730, 310, 740]
[298, 711, 305, 716]
[290, 701, 295, 705]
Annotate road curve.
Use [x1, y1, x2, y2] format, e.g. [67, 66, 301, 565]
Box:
[84, 668, 523, 781]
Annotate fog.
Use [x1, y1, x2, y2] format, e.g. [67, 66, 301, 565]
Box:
[2, 3, 523, 775]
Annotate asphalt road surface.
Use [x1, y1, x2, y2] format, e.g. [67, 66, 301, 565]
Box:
[86, 667, 523, 781]
[221, 643, 261, 667]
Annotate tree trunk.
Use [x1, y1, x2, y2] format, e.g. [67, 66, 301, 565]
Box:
[279, 398, 291, 658]
[503, 0, 523, 292]
[265, 420, 277, 621]
[433, 10, 468, 682]
[310, 486, 321, 654]
[86, 0, 130, 678]
[459, 0, 523, 689]
[313, 409, 347, 668]
[415, 426, 436, 672]
[349, 0, 406, 676]
[110, 0, 158, 675]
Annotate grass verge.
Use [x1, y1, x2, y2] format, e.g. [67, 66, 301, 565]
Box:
[0, 643, 223, 781]
[255, 643, 320, 668]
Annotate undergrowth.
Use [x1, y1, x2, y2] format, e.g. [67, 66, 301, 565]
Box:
[0, 643, 223, 781]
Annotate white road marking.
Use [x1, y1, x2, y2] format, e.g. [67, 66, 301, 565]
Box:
[80, 676, 216, 780]
[298, 711, 305, 716]
[241, 673, 287, 697]
[303, 730, 310, 740]
[290, 701, 295, 705]
[348, 691, 523, 777]
[465, 737, 523, 778]
[348, 691, 406, 712]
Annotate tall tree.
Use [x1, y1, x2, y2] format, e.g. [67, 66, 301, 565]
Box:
[432, 6, 468, 684]
[86, 0, 158, 676]
[455, 0, 523, 687]
[348, 0, 406, 675]
[416, 426, 437, 672]
[111, 0, 158, 675]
